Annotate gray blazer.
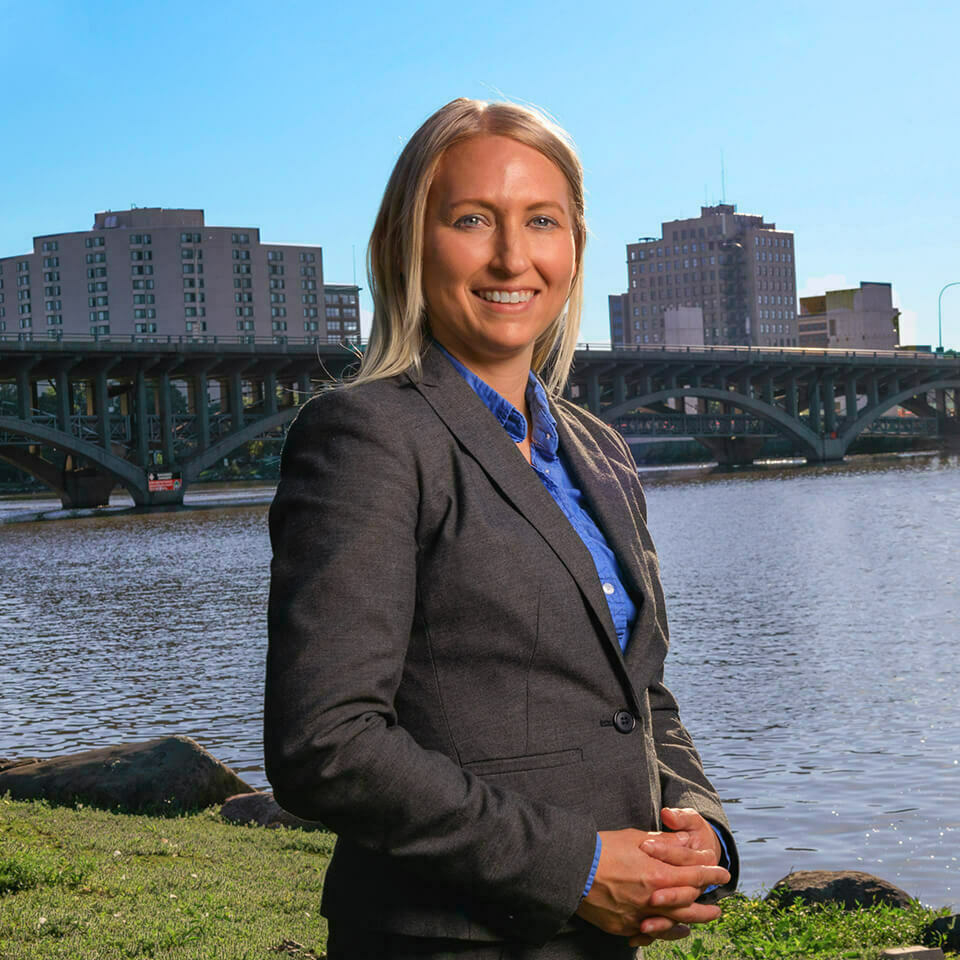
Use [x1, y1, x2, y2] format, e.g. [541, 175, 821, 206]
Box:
[264, 343, 738, 946]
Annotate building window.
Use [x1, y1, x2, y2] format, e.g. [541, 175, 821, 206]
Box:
[85, 236, 105, 248]
[267, 250, 284, 261]
[180, 232, 202, 243]
[231, 232, 250, 244]
[41, 240, 59, 252]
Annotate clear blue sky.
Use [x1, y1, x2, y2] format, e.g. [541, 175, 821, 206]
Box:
[3, 0, 958, 347]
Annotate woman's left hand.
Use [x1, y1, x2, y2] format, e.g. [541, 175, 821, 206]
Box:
[659, 807, 723, 863]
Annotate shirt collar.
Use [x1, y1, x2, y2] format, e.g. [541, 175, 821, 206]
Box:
[434, 341, 559, 459]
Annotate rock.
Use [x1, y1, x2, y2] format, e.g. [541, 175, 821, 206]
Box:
[880, 949, 944, 959]
[765, 870, 913, 910]
[0, 758, 40, 773]
[0, 736, 253, 814]
[220, 791, 325, 831]
[923, 914, 960, 952]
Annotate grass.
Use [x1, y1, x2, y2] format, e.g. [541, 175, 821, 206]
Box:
[0, 794, 334, 959]
[0, 793, 951, 959]
[644, 893, 953, 960]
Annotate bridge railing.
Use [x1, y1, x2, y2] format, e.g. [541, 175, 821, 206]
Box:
[618, 413, 778, 437]
[1, 331, 955, 361]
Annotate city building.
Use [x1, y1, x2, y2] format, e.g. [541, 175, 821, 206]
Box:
[0, 207, 359, 345]
[322, 283, 362, 343]
[609, 203, 798, 348]
[798, 281, 900, 350]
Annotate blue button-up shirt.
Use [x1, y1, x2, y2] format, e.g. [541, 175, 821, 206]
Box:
[438, 347, 638, 649]
[437, 345, 727, 899]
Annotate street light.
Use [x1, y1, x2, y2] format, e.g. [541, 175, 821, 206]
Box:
[937, 281, 960, 352]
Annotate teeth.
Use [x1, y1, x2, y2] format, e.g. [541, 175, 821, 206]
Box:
[479, 290, 534, 303]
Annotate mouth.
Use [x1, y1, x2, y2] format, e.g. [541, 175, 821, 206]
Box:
[473, 289, 537, 304]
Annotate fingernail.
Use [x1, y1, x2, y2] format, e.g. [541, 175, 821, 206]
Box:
[641, 839, 656, 851]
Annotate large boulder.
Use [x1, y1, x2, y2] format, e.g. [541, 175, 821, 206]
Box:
[0, 736, 253, 814]
[765, 870, 913, 910]
[220, 791, 326, 831]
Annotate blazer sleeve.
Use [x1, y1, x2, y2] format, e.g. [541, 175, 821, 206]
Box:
[607, 428, 740, 896]
[264, 387, 599, 943]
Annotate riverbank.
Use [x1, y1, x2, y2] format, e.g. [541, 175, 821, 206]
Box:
[0, 481, 277, 524]
[0, 797, 952, 960]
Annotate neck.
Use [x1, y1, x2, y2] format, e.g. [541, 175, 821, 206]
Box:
[434, 339, 533, 415]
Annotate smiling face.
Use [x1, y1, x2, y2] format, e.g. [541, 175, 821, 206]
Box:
[421, 134, 578, 376]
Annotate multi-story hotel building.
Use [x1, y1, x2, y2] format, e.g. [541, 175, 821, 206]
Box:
[0, 207, 360, 344]
[609, 203, 798, 348]
[798, 282, 899, 350]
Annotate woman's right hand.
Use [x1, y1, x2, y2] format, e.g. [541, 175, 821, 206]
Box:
[574, 828, 729, 943]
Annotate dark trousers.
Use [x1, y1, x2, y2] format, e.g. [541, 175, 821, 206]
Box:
[326, 924, 640, 959]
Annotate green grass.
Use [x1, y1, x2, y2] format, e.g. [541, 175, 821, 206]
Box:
[0, 794, 334, 959]
[1, 793, 951, 959]
[645, 893, 952, 960]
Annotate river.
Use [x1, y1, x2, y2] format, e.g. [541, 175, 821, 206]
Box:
[1, 453, 957, 908]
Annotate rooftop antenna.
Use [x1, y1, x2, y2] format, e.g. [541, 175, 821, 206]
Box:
[720, 151, 726, 204]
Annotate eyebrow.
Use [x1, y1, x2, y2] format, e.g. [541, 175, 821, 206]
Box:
[446, 198, 567, 214]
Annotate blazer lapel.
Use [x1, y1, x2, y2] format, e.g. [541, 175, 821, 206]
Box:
[551, 403, 662, 671]
[412, 346, 628, 676]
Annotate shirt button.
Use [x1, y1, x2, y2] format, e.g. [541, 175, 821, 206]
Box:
[602, 582, 615, 595]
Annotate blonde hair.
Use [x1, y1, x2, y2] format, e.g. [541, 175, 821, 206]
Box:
[351, 97, 586, 396]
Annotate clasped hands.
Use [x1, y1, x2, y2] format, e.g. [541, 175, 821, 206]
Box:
[575, 807, 730, 948]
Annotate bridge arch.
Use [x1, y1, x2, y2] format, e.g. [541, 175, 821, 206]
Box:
[0, 416, 150, 503]
[182, 408, 299, 481]
[839, 377, 960, 453]
[599, 387, 822, 459]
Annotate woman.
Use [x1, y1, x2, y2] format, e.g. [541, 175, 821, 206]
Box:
[265, 98, 738, 959]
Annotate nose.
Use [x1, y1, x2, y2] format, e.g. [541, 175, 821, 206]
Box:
[489, 220, 530, 277]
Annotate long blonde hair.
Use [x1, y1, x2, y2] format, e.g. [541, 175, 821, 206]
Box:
[352, 97, 586, 396]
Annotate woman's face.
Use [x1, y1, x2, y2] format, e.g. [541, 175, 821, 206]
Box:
[422, 134, 577, 372]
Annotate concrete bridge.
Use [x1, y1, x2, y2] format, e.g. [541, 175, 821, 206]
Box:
[1, 336, 958, 507]
[566, 343, 960, 465]
[0, 337, 359, 508]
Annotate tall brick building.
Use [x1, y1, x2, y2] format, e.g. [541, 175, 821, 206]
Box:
[610, 203, 798, 348]
[0, 207, 359, 345]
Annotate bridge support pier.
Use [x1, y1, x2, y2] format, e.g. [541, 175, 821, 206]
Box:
[696, 436, 766, 466]
[806, 436, 846, 463]
[61, 467, 117, 509]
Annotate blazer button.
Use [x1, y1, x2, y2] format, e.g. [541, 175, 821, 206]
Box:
[613, 710, 636, 734]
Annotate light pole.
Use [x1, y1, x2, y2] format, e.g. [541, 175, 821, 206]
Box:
[937, 281, 960, 352]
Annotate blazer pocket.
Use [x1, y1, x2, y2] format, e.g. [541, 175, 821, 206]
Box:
[461, 747, 583, 778]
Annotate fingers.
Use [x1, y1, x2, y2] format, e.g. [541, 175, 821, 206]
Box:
[638, 915, 690, 936]
[645, 895, 723, 926]
[659, 807, 722, 863]
[661, 805, 700, 827]
[641, 838, 716, 867]
[649, 862, 730, 896]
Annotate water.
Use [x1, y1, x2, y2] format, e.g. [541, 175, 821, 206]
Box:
[1, 454, 957, 907]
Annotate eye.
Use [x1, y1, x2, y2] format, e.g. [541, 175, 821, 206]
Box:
[453, 214, 487, 229]
[530, 215, 559, 229]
